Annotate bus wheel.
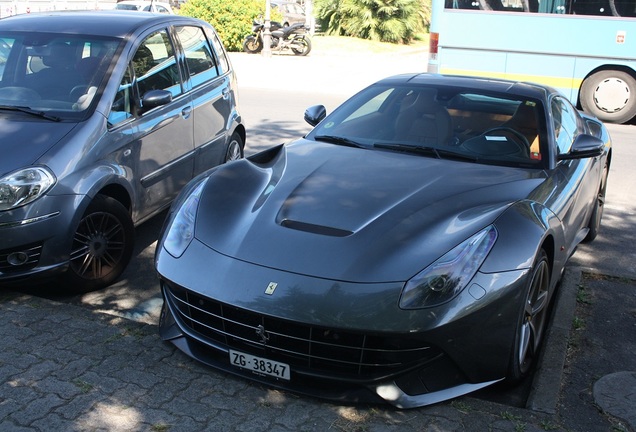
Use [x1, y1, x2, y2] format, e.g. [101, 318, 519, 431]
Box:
[581, 70, 636, 124]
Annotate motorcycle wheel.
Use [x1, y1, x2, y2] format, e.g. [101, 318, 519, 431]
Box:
[291, 35, 311, 56]
[243, 35, 263, 54]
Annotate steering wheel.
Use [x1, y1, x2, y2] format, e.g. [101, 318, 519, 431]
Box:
[481, 127, 530, 157]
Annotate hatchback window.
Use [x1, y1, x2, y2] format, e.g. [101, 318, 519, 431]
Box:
[133, 30, 182, 99]
[205, 28, 229, 75]
[175, 26, 218, 87]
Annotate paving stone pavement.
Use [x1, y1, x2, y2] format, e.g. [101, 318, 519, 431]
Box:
[0, 290, 568, 432]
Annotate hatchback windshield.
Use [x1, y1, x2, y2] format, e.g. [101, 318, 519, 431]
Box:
[308, 84, 547, 168]
[0, 33, 120, 119]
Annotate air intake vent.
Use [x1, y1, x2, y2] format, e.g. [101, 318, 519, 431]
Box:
[280, 219, 352, 237]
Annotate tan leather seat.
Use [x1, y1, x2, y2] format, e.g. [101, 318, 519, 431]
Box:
[504, 102, 542, 160]
[394, 89, 453, 146]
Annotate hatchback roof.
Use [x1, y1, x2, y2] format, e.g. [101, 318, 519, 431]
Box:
[0, 11, 196, 38]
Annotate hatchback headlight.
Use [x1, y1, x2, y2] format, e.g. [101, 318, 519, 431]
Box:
[0, 167, 56, 211]
[399, 225, 497, 309]
[162, 178, 208, 258]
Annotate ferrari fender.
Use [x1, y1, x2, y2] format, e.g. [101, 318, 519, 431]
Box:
[481, 200, 566, 276]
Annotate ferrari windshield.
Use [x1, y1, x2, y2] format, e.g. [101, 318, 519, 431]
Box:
[0, 33, 120, 119]
[308, 84, 547, 168]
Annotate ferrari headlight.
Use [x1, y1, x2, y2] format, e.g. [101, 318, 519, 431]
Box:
[163, 178, 208, 258]
[0, 167, 56, 211]
[399, 225, 497, 309]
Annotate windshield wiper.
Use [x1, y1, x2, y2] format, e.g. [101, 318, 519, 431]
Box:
[0, 105, 61, 122]
[435, 148, 479, 162]
[374, 143, 441, 158]
[314, 135, 365, 148]
[374, 143, 479, 162]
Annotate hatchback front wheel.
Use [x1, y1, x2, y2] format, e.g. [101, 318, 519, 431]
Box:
[64, 195, 135, 292]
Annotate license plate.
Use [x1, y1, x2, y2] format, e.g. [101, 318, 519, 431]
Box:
[229, 349, 291, 380]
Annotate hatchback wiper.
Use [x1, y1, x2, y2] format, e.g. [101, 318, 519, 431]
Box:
[314, 135, 364, 148]
[0, 105, 61, 122]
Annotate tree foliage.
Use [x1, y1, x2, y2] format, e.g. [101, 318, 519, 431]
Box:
[179, 0, 265, 52]
[315, 0, 431, 43]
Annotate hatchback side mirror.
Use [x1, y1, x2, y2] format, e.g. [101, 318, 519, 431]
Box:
[140, 89, 173, 113]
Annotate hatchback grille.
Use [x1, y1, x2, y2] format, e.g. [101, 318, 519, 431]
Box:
[0, 243, 42, 273]
[164, 282, 440, 379]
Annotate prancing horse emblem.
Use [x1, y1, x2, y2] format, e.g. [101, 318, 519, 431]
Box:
[265, 282, 278, 295]
[255, 325, 270, 344]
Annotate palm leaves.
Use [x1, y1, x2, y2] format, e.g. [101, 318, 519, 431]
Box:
[316, 0, 430, 43]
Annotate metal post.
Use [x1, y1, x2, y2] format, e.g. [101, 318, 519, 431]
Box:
[262, 0, 272, 58]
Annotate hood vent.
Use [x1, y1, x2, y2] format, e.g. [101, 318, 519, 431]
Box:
[280, 219, 353, 237]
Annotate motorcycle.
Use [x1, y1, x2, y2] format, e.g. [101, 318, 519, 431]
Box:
[243, 20, 312, 56]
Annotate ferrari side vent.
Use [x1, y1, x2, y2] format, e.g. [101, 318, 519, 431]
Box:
[164, 281, 441, 380]
[280, 219, 353, 237]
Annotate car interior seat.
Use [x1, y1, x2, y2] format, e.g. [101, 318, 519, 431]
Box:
[35, 41, 82, 100]
[502, 102, 541, 160]
[394, 88, 453, 146]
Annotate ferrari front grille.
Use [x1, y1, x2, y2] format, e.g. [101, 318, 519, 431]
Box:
[164, 281, 440, 379]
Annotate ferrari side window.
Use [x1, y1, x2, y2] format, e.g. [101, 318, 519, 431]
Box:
[551, 97, 576, 155]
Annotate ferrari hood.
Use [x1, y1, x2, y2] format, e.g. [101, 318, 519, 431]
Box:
[0, 114, 76, 175]
[194, 140, 547, 283]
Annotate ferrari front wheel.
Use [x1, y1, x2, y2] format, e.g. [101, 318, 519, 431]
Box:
[508, 248, 551, 382]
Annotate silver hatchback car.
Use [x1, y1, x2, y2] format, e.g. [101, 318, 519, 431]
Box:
[0, 11, 244, 292]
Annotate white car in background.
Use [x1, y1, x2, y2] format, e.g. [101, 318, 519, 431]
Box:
[115, 1, 174, 14]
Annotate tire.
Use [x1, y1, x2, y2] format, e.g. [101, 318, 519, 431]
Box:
[243, 36, 263, 54]
[507, 249, 551, 382]
[64, 195, 135, 293]
[580, 70, 636, 123]
[291, 36, 311, 56]
[224, 132, 244, 163]
[583, 162, 609, 243]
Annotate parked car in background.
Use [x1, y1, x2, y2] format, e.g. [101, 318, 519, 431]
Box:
[156, 74, 610, 408]
[0, 11, 244, 292]
[271, 0, 306, 26]
[115, 0, 175, 13]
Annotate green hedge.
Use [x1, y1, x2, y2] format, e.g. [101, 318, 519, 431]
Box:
[180, 0, 282, 52]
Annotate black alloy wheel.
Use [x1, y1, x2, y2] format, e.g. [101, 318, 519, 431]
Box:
[65, 194, 135, 292]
